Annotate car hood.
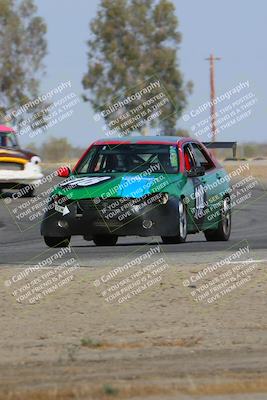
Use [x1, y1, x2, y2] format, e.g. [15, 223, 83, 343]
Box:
[53, 172, 186, 201]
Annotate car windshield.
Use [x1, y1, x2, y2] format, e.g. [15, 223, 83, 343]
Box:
[76, 144, 179, 174]
[0, 132, 18, 148]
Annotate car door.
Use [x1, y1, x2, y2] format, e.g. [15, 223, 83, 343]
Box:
[181, 142, 208, 231]
[190, 142, 223, 230]
[179, 142, 204, 233]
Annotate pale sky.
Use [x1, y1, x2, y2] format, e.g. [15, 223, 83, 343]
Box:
[20, 0, 266, 147]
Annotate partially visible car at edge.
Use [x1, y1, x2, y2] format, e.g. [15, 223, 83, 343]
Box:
[0, 124, 43, 196]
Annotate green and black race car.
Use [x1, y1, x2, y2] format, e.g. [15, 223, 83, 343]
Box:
[41, 136, 232, 247]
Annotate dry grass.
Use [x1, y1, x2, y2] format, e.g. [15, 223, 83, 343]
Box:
[224, 161, 267, 180]
[1, 376, 267, 400]
[40, 160, 78, 171]
[79, 336, 201, 349]
[2, 263, 267, 400]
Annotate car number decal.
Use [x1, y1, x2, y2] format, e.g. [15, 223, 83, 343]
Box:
[195, 184, 205, 219]
[60, 176, 111, 188]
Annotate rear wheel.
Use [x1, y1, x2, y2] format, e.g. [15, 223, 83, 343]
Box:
[44, 236, 71, 248]
[93, 235, 118, 246]
[204, 197, 231, 241]
[161, 199, 187, 244]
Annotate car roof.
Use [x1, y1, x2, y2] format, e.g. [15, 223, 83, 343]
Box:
[93, 135, 192, 145]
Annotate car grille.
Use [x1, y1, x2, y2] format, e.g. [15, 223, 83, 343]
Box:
[78, 194, 164, 220]
[0, 162, 24, 171]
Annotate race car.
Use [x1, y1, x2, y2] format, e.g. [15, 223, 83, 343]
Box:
[41, 136, 233, 247]
[0, 125, 43, 196]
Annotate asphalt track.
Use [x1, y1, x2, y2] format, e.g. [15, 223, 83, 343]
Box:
[0, 176, 266, 266]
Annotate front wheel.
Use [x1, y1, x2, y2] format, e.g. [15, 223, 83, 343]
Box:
[161, 199, 187, 244]
[93, 235, 118, 246]
[44, 236, 71, 248]
[204, 197, 231, 241]
[20, 185, 35, 197]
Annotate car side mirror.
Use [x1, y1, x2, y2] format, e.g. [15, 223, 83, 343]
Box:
[187, 166, 205, 178]
[57, 166, 71, 178]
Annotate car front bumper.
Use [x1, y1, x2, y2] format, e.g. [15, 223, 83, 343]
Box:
[41, 196, 180, 238]
[0, 163, 43, 186]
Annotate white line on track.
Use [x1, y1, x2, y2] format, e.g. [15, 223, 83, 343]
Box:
[227, 259, 267, 264]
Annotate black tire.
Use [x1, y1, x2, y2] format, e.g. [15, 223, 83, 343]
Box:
[204, 197, 231, 241]
[93, 235, 118, 246]
[161, 199, 187, 244]
[44, 236, 71, 248]
[24, 188, 35, 197]
[21, 185, 35, 197]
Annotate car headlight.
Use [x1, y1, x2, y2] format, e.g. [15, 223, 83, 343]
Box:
[160, 193, 169, 204]
[31, 156, 41, 164]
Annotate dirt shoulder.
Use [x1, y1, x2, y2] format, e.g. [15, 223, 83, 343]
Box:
[1, 260, 267, 399]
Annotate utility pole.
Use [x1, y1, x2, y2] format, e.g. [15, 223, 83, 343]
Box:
[205, 53, 221, 144]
